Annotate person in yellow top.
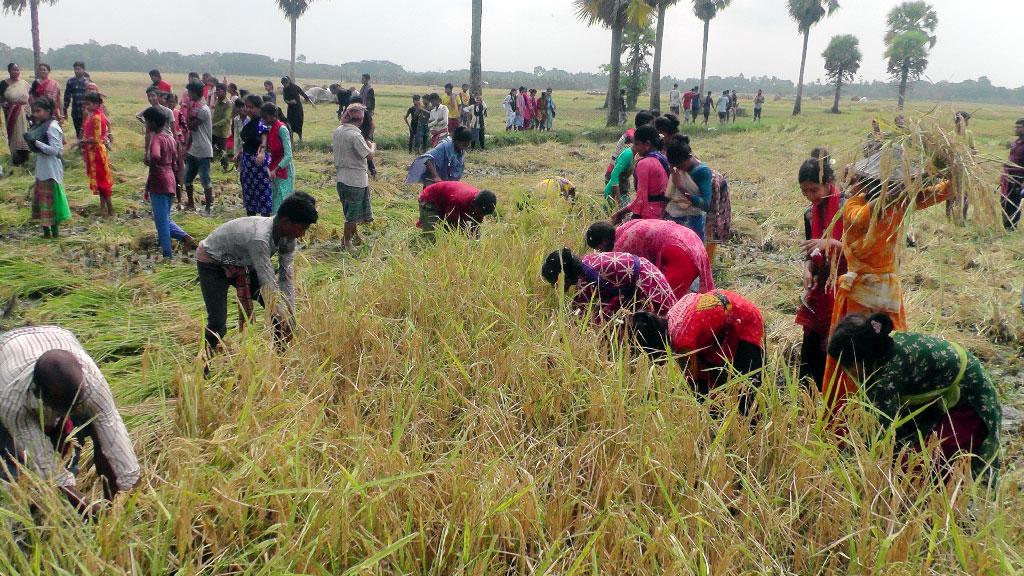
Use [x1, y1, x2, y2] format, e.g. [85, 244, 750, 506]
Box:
[822, 147, 952, 413]
[442, 83, 460, 135]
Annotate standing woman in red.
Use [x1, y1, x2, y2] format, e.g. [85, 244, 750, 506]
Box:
[80, 92, 115, 217]
[794, 150, 846, 389]
[585, 219, 714, 299]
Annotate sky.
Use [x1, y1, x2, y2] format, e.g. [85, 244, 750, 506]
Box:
[0, 0, 1021, 88]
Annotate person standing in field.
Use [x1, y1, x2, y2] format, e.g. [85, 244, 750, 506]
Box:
[702, 91, 713, 126]
[359, 74, 375, 118]
[262, 103, 295, 214]
[545, 88, 557, 130]
[664, 134, 712, 241]
[1000, 118, 1024, 230]
[417, 181, 497, 240]
[470, 93, 487, 148]
[142, 107, 196, 260]
[333, 103, 375, 248]
[414, 97, 430, 154]
[182, 82, 215, 214]
[827, 313, 1001, 486]
[2, 62, 32, 168]
[234, 94, 273, 217]
[535, 90, 548, 132]
[502, 89, 516, 131]
[680, 86, 693, 123]
[523, 88, 536, 130]
[149, 69, 172, 94]
[27, 96, 70, 238]
[404, 95, 422, 153]
[753, 89, 765, 122]
[716, 91, 730, 124]
[80, 92, 115, 217]
[280, 76, 313, 147]
[211, 83, 233, 172]
[263, 80, 277, 104]
[669, 83, 681, 116]
[528, 88, 540, 129]
[610, 126, 670, 225]
[29, 63, 61, 122]
[63, 61, 89, 138]
[442, 83, 460, 135]
[794, 151, 845, 389]
[0, 326, 142, 518]
[427, 93, 450, 146]
[195, 192, 318, 358]
[729, 90, 738, 122]
[689, 86, 701, 125]
[515, 86, 528, 131]
[135, 87, 173, 167]
[618, 89, 628, 126]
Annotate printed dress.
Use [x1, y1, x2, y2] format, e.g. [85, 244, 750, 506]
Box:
[614, 218, 714, 298]
[573, 252, 677, 324]
[861, 332, 1001, 484]
[239, 118, 273, 216]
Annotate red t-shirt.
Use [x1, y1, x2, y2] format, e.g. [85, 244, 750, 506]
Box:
[419, 181, 482, 226]
[683, 91, 695, 109]
[155, 80, 172, 93]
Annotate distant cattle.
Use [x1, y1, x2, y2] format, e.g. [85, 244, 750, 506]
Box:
[304, 86, 334, 103]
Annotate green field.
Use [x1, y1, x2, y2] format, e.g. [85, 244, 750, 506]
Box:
[1, 71, 1023, 574]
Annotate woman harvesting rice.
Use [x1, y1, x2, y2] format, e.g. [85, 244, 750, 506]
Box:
[610, 126, 670, 224]
[542, 248, 676, 325]
[827, 313, 1001, 486]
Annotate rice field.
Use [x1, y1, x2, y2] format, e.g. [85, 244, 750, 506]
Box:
[0, 71, 1023, 574]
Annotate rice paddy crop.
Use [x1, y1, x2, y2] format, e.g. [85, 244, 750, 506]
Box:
[0, 71, 1022, 574]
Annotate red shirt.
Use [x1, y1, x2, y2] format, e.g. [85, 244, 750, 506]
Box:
[419, 181, 483, 226]
[154, 80, 172, 93]
[683, 91, 695, 109]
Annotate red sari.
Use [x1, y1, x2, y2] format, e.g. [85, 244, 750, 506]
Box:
[613, 218, 714, 298]
[82, 110, 113, 197]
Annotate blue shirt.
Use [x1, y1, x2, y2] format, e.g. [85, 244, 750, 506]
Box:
[424, 138, 464, 182]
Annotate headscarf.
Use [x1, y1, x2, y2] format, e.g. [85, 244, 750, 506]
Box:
[341, 102, 366, 124]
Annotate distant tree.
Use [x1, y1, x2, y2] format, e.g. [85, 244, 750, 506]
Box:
[822, 34, 861, 113]
[646, 0, 681, 111]
[1, 0, 58, 70]
[623, 24, 655, 110]
[574, 0, 651, 126]
[787, 0, 839, 115]
[276, 0, 316, 82]
[297, 54, 307, 63]
[470, 0, 482, 94]
[884, 1, 937, 111]
[692, 0, 732, 98]
[534, 66, 547, 77]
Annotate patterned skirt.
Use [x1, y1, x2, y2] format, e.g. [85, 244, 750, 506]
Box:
[32, 180, 57, 227]
[705, 172, 732, 244]
[240, 153, 273, 216]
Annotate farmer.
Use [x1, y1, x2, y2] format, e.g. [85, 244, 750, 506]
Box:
[3, 62, 32, 167]
[427, 93, 450, 146]
[541, 248, 676, 325]
[585, 219, 714, 299]
[610, 126, 670, 224]
[827, 313, 1001, 486]
[821, 148, 951, 411]
[0, 326, 141, 517]
[409, 127, 473, 186]
[795, 150, 846, 389]
[663, 134, 712, 240]
[333, 103, 375, 248]
[195, 192, 318, 357]
[1001, 118, 1024, 230]
[149, 69, 172, 94]
[417, 181, 496, 240]
[211, 83, 233, 172]
[632, 290, 765, 413]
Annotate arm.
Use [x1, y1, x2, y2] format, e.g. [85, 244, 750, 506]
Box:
[403, 108, 412, 128]
[913, 180, 951, 210]
[78, 370, 141, 496]
[247, 239, 290, 317]
[686, 166, 713, 212]
[424, 159, 441, 184]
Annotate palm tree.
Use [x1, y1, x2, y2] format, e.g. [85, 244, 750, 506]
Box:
[646, 0, 681, 111]
[276, 0, 316, 82]
[822, 34, 861, 114]
[574, 0, 651, 127]
[1, 0, 58, 70]
[692, 0, 732, 99]
[884, 1, 937, 111]
[787, 0, 839, 116]
[470, 0, 483, 94]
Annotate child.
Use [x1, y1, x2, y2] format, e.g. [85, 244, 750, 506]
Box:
[404, 95, 421, 153]
[142, 107, 196, 260]
[81, 92, 115, 217]
[27, 96, 70, 238]
[414, 97, 431, 154]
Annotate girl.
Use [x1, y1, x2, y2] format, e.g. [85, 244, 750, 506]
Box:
[664, 134, 712, 240]
[27, 97, 70, 238]
[795, 150, 845, 389]
[261, 103, 295, 214]
[610, 126, 670, 224]
[80, 92, 115, 217]
[233, 94, 273, 217]
[828, 313, 1000, 486]
[654, 114, 680, 154]
[541, 248, 676, 326]
[142, 107, 196, 260]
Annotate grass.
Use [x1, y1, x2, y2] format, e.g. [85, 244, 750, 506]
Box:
[0, 71, 1022, 573]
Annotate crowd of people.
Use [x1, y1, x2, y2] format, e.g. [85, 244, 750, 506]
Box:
[664, 84, 765, 126]
[0, 60, 1021, 521]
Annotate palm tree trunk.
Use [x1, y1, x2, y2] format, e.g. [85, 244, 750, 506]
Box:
[649, 2, 667, 111]
[470, 0, 483, 94]
[698, 19, 710, 97]
[606, 12, 624, 127]
[30, 0, 41, 71]
[831, 72, 842, 114]
[289, 16, 297, 82]
[792, 29, 809, 116]
[897, 60, 909, 112]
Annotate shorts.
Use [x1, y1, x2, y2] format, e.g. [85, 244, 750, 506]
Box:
[718, 112, 727, 121]
[184, 155, 212, 188]
[670, 106, 680, 115]
[337, 182, 372, 224]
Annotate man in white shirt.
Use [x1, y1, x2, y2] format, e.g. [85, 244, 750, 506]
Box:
[332, 103, 376, 248]
[183, 81, 215, 213]
[668, 84, 681, 116]
[0, 326, 140, 517]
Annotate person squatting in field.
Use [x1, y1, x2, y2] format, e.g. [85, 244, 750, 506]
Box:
[417, 181, 496, 241]
[0, 326, 141, 519]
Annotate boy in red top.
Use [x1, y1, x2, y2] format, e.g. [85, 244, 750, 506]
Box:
[418, 181, 497, 239]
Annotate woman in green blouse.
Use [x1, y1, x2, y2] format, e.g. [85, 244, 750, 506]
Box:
[828, 313, 1001, 487]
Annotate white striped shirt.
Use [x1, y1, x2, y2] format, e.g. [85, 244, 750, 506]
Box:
[0, 326, 140, 491]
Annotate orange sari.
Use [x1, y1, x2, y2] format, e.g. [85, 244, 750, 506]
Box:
[822, 181, 951, 411]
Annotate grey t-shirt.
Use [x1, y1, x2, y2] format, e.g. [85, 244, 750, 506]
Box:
[188, 104, 213, 158]
[199, 216, 296, 311]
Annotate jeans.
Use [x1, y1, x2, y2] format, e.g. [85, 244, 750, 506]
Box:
[416, 124, 429, 152]
[184, 155, 212, 189]
[198, 261, 262, 353]
[151, 193, 188, 257]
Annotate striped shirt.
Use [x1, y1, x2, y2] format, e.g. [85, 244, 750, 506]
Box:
[0, 326, 140, 491]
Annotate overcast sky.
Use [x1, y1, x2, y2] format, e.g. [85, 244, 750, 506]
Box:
[1, 0, 1020, 87]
